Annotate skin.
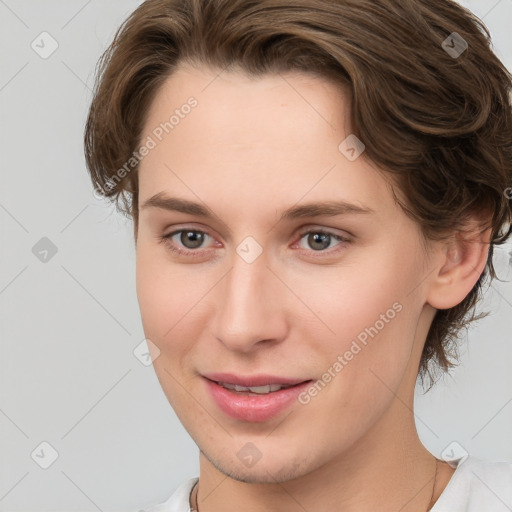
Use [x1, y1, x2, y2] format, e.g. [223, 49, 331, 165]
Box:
[134, 63, 489, 512]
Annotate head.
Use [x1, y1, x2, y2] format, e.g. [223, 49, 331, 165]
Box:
[84, 0, 512, 483]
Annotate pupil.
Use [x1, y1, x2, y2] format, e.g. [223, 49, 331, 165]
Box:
[182, 231, 204, 249]
[309, 232, 330, 251]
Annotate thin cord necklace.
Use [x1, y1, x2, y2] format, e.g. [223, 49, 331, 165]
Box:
[191, 458, 441, 512]
[427, 458, 441, 511]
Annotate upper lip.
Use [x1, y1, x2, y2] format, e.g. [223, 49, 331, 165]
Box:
[203, 372, 311, 387]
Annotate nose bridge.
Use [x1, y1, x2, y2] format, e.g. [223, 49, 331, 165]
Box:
[213, 246, 286, 351]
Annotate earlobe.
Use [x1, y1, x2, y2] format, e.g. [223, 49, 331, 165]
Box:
[426, 226, 492, 310]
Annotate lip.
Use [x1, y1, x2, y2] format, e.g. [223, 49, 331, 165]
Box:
[202, 372, 309, 387]
[202, 374, 313, 422]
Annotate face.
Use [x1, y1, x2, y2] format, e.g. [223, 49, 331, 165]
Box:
[135, 64, 436, 483]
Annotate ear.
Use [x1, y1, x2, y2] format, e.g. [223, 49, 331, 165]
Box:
[426, 222, 492, 310]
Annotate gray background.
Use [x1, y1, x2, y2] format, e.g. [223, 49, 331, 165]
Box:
[0, 0, 511, 511]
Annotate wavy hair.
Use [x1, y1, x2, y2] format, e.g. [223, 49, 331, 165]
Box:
[84, 0, 512, 389]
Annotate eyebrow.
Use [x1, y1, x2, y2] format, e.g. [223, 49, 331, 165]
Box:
[140, 192, 375, 222]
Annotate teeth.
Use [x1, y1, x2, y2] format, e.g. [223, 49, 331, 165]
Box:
[219, 382, 292, 394]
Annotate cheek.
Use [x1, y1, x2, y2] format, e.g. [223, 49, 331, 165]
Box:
[135, 247, 203, 411]
[310, 248, 417, 342]
[136, 249, 181, 366]
[136, 242, 197, 331]
[296, 270, 422, 441]
[310, 248, 423, 387]
[135, 242, 218, 371]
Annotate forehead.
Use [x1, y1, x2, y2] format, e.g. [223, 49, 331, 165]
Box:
[137, 64, 395, 217]
[144, 63, 348, 146]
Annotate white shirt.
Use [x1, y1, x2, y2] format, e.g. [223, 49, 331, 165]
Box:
[140, 455, 512, 512]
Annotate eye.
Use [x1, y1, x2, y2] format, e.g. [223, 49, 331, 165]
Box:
[158, 227, 350, 259]
[158, 229, 215, 258]
[295, 229, 349, 254]
[174, 230, 208, 249]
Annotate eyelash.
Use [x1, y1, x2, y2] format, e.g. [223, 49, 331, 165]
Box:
[158, 227, 350, 259]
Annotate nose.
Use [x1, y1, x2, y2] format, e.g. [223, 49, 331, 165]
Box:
[211, 247, 289, 353]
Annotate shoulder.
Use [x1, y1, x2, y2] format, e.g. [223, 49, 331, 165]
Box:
[468, 456, 512, 482]
[462, 455, 512, 493]
[433, 455, 512, 511]
[137, 477, 199, 512]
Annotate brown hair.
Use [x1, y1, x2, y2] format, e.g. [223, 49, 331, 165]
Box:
[84, 0, 512, 389]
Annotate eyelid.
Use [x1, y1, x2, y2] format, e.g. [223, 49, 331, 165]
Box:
[295, 225, 352, 240]
[163, 223, 352, 239]
[162, 225, 221, 246]
[164, 227, 218, 249]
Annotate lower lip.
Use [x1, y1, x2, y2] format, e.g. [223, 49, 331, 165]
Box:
[204, 378, 312, 422]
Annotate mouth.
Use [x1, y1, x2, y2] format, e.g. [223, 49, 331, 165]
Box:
[212, 382, 298, 395]
[206, 379, 312, 395]
[202, 374, 314, 422]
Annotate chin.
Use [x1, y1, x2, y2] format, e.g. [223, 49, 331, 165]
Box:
[202, 446, 314, 484]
